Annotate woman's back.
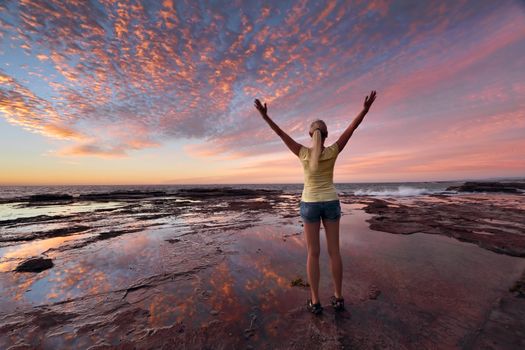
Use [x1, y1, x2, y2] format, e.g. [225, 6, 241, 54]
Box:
[298, 142, 339, 202]
[254, 91, 377, 315]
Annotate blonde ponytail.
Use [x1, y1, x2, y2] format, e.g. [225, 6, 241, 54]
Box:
[309, 129, 322, 172]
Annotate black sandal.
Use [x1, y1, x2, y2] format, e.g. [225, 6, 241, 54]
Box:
[330, 295, 345, 311]
[306, 299, 323, 315]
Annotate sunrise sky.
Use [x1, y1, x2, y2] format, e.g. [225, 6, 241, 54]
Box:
[1, 0, 524, 185]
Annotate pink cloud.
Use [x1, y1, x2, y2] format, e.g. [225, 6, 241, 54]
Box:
[0, 0, 523, 187]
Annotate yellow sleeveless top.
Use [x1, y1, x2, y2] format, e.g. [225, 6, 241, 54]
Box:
[297, 142, 339, 202]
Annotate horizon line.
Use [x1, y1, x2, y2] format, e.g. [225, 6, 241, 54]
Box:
[1, 176, 524, 187]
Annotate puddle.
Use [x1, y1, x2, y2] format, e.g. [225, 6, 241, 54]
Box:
[0, 201, 124, 221]
[1, 200, 524, 349]
[0, 233, 95, 272]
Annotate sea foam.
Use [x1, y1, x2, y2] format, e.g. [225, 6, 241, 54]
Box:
[353, 185, 439, 197]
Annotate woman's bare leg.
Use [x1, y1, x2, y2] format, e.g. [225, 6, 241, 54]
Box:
[304, 221, 321, 304]
[323, 218, 342, 298]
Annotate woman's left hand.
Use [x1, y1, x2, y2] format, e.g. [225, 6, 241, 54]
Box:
[363, 90, 377, 110]
[254, 98, 268, 117]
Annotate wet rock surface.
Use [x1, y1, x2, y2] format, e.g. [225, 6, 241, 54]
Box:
[446, 181, 525, 194]
[29, 194, 74, 202]
[78, 190, 168, 200]
[361, 194, 525, 256]
[175, 187, 282, 198]
[0, 225, 90, 244]
[0, 188, 524, 349]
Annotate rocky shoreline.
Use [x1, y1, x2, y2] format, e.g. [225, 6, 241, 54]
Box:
[445, 181, 525, 194]
[360, 194, 525, 257]
[1, 185, 524, 349]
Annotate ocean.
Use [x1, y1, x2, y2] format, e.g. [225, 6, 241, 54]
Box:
[0, 181, 467, 201]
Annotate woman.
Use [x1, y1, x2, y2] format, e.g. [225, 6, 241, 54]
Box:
[254, 90, 377, 314]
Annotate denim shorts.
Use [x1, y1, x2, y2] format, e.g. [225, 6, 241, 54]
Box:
[300, 200, 341, 223]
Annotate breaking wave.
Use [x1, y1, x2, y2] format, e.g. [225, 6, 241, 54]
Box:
[352, 185, 442, 197]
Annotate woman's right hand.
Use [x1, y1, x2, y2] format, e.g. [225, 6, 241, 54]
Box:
[363, 90, 377, 110]
[254, 98, 268, 117]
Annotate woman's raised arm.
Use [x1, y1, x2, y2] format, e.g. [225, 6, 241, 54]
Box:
[336, 90, 377, 152]
[254, 98, 302, 156]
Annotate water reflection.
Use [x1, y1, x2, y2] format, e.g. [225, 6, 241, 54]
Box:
[1, 200, 525, 348]
[0, 233, 94, 272]
[0, 201, 124, 221]
[160, 203, 525, 344]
